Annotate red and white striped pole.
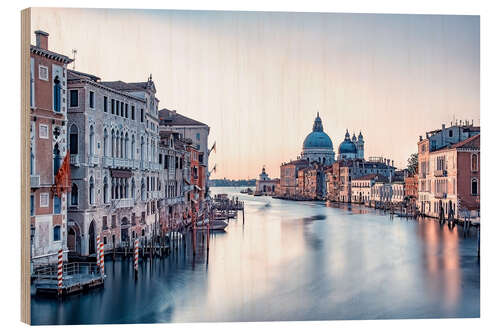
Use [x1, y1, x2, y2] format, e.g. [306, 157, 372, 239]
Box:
[57, 248, 63, 295]
[96, 235, 101, 273]
[99, 237, 104, 276]
[134, 239, 139, 277]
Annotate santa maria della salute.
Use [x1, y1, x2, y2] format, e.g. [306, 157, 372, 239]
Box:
[300, 113, 365, 165]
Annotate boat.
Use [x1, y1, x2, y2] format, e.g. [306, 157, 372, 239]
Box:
[196, 220, 228, 231]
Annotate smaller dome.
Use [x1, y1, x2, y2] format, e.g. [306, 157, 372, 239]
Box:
[339, 129, 357, 154]
[339, 140, 357, 154]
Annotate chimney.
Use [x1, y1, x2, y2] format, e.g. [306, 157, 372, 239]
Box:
[419, 135, 423, 141]
[392, 160, 394, 167]
[442, 124, 445, 130]
[35, 30, 49, 50]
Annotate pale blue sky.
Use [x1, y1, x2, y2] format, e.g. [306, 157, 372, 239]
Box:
[32, 9, 480, 179]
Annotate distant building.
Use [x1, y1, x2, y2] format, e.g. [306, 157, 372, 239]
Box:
[255, 167, 279, 195]
[351, 174, 388, 204]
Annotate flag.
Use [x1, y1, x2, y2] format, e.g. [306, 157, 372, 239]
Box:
[52, 153, 70, 197]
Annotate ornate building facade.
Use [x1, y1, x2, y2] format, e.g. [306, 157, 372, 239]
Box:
[301, 113, 335, 165]
[30, 31, 73, 265]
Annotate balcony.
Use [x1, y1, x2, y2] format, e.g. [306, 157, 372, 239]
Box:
[434, 169, 447, 177]
[70, 154, 80, 166]
[88, 155, 100, 166]
[434, 192, 447, 199]
[30, 174, 40, 188]
[102, 156, 113, 168]
[112, 198, 134, 209]
[133, 160, 140, 169]
[141, 160, 149, 170]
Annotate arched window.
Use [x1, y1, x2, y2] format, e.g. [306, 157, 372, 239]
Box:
[103, 129, 108, 157]
[111, 129, 115, 157]
[89, 176, 95, 205]
[53, 76, 61, 112]
[141, 179, 145, 201]
[103, 177, 108, 203]
[71, 183, 78, 206]
[89, 125, 95, 156]
[131, 135, 135, 160]
[471, 178, 478, 196]
[69, 124, 78, 154]
[131, 178, 136, 200]
[53, 143, 61, 175]
[53, 195, 61, 214]
[53, 225, 61, 241]
[140, 137, 145, 161]
[471, 154, 478, 172]
[125, 132, 129, 159]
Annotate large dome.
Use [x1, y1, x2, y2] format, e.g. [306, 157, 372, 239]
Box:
[303, 131, 333, 149]
[302, 113, 334, 150]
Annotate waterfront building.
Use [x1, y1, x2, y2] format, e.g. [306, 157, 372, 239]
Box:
[351, 174, 387, 204]
[418, 130, 480, 220]
[301, 164, 327, 200]
[404, 174, 418, 207]
[390, 182, 405, 203]
[326, 159, 396, 203]
[255, 167, 279, 195]
[66, 70, 161, 256]
[157, 130, 190, 233]
[30, 31, 73, 265]
[301, 113, 335, 165]
[278, 159, 309, 197]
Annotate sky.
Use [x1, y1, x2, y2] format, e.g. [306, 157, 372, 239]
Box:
[31, 8, 480, 179]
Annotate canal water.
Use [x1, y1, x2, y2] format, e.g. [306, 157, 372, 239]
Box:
[31, 187, 480, 325]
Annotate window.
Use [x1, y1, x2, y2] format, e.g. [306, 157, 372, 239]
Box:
[53, 144, 61, 175]
[39, 124, 48, 139]
[69, 124, 78, 154]
[125, 104, 128, 118]
[103, 237, 107, 245]
[131, 106, 135, 120]
[111, 98, 115, 114]
[141, 109, 144, 122]
[196, 133, 200, 141]
[71, 183, 78, 206]
[30, 58, 35, 107]
[53, 195, 61, 214]
[39, 65, 48, 81]
[471, 154, 478, 172]
[40, 193, 49, 207]
[89, 125, 95, 156]
[449, 130, 453, 137]
[103, 177, 109, 203]
[121, 102, 124, 117]
[89, 91, 95, 109]
[53, 76, 61, 112]
[104, 96, 108, 112]
[89, 176, 95, 205]
[471, 178, 478, 196]
[30, 195, 34, 216]
[69, 90, 78, 107]
[102, 216, 108, 230]
[53, 226, 61, 241]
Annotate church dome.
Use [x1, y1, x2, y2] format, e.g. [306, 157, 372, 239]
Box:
[339, 130, 358, 154]
[302, 113, 333, 150]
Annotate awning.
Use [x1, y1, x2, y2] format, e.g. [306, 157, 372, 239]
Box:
[110, 169, 133, 178]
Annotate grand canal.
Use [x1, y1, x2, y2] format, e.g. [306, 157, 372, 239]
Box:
[31, 187, 480, 325]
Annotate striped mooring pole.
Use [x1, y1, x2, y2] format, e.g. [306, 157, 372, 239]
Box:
[134, 239, 139, 277]
[96, 235, 101, 273]
[57, 248, 63, 295]
[99, 236, 105, 276]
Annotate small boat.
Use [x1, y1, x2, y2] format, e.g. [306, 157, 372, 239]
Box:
[197, 220, 228, 231]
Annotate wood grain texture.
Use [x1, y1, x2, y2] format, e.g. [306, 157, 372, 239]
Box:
[20, 7, 31, 325]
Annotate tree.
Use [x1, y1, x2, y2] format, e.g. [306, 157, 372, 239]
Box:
[407, 153, 418, 176]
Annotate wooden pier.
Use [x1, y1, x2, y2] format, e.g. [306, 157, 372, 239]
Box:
[32, 262, 104, 296]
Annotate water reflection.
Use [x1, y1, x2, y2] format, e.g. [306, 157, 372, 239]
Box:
[31, 187, 479, 325]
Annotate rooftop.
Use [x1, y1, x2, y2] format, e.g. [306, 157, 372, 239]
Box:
[159, 108, 208, 127]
